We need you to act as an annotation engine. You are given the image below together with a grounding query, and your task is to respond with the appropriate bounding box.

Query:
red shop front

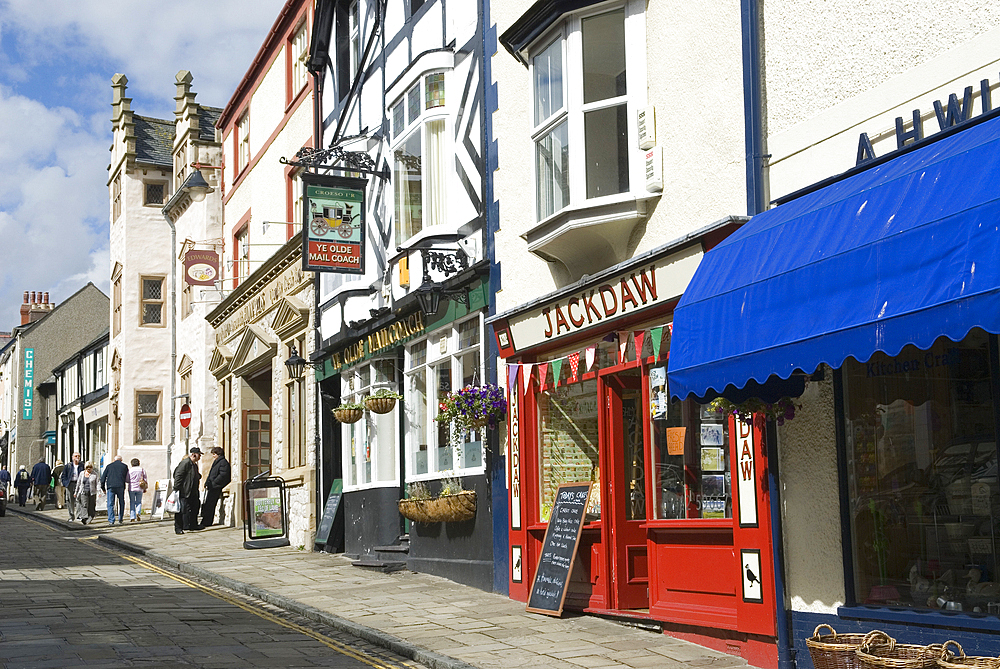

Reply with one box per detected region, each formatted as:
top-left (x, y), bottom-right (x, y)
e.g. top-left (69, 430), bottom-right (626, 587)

top-left (490, 235), bottom-right (779, 668)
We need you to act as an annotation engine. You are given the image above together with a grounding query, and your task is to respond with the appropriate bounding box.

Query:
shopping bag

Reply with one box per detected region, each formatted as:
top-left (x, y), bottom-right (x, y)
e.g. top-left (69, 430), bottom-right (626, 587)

top-left (164, 491), bottom-right (178, 513)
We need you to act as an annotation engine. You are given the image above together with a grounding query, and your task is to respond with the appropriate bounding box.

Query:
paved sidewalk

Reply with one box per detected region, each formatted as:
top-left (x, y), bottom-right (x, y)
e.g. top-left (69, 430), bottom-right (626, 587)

top-left (11, 506), bottom-right (751, 669)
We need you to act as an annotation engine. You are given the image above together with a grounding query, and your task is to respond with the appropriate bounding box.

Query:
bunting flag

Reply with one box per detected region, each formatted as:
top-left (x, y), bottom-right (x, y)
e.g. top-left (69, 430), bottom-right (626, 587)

top-left (633, 331), bottom-right (646, 360)
top-left (507, 364), bottom-right (519, 394)
top-left (651, 326), bottom-right (664, 359)
top-left (568, 352), bottom-right (580, 382)
top-left (521, 363), bottom-right (533, 397)
top-left (551, 359), bottom-right (564, 387)
top-left (618, 331), bottom-right (630, 363)
top-left (585, 346), bottom-right (596, 371)
top-left (538, 362), bottom-right (549, 389)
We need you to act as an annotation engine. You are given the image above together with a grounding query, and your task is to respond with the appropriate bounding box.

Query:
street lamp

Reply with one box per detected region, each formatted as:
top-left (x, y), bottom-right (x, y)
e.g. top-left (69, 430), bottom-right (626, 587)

top-left (284, 346), bottom-right (322, 380)
top-left (183, 170), bottom-right (213, 202)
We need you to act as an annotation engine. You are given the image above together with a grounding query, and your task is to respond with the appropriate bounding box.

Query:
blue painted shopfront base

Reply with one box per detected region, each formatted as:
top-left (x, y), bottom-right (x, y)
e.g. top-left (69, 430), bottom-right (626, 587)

top-left (792, 609), bottom-right (1000, 669)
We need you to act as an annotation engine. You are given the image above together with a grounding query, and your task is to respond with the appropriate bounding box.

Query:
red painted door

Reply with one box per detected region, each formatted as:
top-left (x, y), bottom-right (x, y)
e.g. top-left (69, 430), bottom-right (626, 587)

top-left (604, 369), bottom-right (649, 610)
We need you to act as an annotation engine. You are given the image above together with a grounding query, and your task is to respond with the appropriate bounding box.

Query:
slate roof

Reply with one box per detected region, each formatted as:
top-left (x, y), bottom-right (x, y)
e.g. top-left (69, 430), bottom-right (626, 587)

top-left (134, 115), bottom-right (175, 167)
top-left (200, 106), bottom-right (222, 141)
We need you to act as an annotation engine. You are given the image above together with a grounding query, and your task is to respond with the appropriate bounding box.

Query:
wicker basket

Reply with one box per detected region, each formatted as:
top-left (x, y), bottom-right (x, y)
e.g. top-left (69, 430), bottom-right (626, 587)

top-left (333, 407), bottom-right (364, 423)
top-left (937, 641), bottom-right (1000, 669)
top-left (856, 630), bottom-right (944, 669)
top-left (806, 625), bottom-right (885, 669)
top-left (398, 491), bottom-right (477, 523)
top-left (365, 396), bottom-right (397, 414)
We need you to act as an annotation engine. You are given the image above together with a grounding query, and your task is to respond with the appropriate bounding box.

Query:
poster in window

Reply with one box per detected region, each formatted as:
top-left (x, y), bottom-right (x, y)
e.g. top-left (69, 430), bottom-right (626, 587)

top-left (649, 366), bottom-right (668, 420)
top-left (302, 173), bottom-right (366, 274)
top-left (701, 447), bottom-right (725, 472)
top-left (701, 423), bottom-right (724, 446)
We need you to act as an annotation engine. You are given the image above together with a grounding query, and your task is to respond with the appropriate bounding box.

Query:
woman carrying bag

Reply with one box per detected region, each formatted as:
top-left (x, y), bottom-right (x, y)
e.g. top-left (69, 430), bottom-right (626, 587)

top-left (128, 458), bottom-right (147, 522)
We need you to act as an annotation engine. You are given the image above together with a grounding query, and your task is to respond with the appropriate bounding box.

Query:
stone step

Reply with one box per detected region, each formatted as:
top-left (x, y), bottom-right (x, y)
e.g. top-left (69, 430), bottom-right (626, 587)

top-left (351, 557), bottom-right (406, 573)
top-left (373, 543), bottom-right (409, 554)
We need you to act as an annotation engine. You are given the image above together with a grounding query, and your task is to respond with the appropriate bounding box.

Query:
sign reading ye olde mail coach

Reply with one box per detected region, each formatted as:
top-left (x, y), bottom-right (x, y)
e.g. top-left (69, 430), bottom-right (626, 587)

top-left (302, 173), bottom-right (366, 274)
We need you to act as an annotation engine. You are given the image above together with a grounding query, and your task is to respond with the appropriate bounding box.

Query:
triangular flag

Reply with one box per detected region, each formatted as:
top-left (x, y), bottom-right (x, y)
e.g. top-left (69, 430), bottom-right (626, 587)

top-left (508, 364), bottom-right (519, 394)
top-left (633, 331), bottom-right (645, 360)
top-left (618, 331), bottom-right (630, 363)
top-left (568, 352), bottom-right (580, 382)
top-left (651, 326), bottom-right (664, 359)
top-left (538, 362), bottom-right (549, 389)
top-left (521, 363), bottom-right (533, 397)
top-left (585, 346), bottom-right (596, 370)
top-left (551, 359), bottom-right (564, 387)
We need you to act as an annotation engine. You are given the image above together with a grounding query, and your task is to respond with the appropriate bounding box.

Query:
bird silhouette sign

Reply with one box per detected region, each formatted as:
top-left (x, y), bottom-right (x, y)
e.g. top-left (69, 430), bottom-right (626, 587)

top-left (741, 549), bottom-right (763, 602)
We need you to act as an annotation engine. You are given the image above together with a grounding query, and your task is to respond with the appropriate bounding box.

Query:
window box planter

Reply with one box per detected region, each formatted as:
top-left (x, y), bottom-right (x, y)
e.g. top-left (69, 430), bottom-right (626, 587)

top-left (398, 490), bottom-right (477, 523)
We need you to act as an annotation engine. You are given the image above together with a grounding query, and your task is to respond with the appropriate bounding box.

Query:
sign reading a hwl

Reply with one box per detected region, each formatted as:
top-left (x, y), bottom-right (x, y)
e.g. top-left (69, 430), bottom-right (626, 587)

top-left (22, 348), bottom-right (34, 420)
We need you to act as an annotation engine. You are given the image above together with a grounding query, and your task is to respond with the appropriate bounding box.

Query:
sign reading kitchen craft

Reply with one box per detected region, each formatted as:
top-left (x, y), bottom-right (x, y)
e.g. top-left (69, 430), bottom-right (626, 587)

top-left (498, 245), bottom-right (702, 354)
top-left (302, 173), bottom-right (366, 274)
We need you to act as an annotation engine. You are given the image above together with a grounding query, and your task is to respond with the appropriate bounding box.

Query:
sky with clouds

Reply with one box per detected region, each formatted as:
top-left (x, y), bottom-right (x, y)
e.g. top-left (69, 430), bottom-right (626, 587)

top-left (0, 0), bottom-right (283, 332)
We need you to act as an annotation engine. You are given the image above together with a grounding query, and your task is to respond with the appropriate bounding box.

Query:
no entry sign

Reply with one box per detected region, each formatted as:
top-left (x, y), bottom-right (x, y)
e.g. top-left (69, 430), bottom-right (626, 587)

top-left (179, 403), bottom-right (192, 428)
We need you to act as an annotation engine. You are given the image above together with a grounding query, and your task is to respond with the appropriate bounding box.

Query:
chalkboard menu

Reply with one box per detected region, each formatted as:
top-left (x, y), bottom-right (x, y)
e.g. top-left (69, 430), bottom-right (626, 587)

top-left (314, 479), bottom-right (343, 547)
top-left (526, 482), bottom-right (593, 616)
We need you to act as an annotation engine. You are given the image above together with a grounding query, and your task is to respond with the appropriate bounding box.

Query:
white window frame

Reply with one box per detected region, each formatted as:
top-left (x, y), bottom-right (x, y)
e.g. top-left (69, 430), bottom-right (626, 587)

top-left (341, 358), bottom-right (400, 492)
top-left (389, 71), bottom-right (450, 247)
top-left (237, 110), bottom-right (251, 174)
top-left (290, 22), bottom-right (310, 96)
top-left (404, 314), bottom-right (486, 483)
top-left (527, 0), bottom-right (647, 224)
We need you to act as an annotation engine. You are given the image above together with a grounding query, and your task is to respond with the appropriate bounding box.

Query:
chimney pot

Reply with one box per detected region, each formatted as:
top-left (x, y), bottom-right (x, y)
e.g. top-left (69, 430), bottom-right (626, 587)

top-left (43, 292), bottom-right (49, 305)
top-left (31, 291), bottom-right (37, 304)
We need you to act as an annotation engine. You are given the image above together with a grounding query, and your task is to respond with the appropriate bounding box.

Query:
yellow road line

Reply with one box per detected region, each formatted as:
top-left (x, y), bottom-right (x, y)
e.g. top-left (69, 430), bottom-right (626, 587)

top-left (16, 514), bottom-right (58, 532)
top-left (79, 536), bottom-right (418, 669)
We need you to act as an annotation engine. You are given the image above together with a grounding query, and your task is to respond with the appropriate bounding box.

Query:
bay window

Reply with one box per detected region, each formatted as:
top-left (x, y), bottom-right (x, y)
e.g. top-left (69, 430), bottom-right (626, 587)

top-left (391, 72), bottom-right (448, 244)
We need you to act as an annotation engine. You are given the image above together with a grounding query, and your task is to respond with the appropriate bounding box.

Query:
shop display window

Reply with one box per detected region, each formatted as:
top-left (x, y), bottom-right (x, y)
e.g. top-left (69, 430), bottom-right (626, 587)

top-left (341, 358), bottom-right (398, 490)
top-left (648, 365), bottom-right (731, 520)
top-left (404, 315), bottom-right (486, 480)
top-left (539, 378), bottom-right (600, 521)
top-left (842, 330), bottom-right (1000, 613)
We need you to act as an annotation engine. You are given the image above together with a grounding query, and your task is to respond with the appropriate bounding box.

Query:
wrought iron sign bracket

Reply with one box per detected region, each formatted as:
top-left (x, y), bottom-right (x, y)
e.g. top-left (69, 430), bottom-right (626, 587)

top-left (280, 146), bottom-right (390, 180)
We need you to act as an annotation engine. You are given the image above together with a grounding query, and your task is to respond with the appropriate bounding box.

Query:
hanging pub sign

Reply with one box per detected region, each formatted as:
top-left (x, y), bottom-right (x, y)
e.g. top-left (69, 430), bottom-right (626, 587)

top-left (183, 249), bottom-right (220, 286)
top-left (301, 173), bottom-right (366, 274)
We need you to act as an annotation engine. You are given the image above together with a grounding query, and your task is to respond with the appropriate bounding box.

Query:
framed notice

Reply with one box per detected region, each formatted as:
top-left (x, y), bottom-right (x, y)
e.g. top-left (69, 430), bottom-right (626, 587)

top-left (302, 173), bottom-right (366, 274)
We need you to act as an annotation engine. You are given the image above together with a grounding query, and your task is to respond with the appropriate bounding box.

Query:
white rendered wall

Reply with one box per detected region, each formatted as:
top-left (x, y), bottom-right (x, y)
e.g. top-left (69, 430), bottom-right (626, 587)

top-left (490, 0), bottom-right (747, 314)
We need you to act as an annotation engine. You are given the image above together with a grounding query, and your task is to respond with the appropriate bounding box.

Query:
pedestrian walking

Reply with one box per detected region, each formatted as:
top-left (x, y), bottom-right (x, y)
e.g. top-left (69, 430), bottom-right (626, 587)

top-left (0, 464), bottom-right (10, 490)
top-left (172, 446), bottom-right (202, 534)
top-left (30, 457), bottom-right (52, 510)
top-left (52, 460), bottom-right (65, 509)
top-left (100, 455), bottom-right (129, 526)
top-left (13, 465), bottom-right (31, 506)
top-left (76, 462), bottom-right (98, 524)
top-left (62, 453), bottom-right (84, 521)
top-left (128, 458), bottom-right (147, 522)
top-left (199, 447), bottom-right (231, 529)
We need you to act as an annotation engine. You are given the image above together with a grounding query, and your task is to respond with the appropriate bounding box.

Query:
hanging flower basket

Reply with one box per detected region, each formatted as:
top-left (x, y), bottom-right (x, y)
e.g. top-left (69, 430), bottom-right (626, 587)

top-left (435, 384), bottom-right (507, 434)
top-left (333, 407), bottom-right (364, 423)
top-left (398, 490), bottom-right (477, 523)
top-left (365, 396), bottom-right (397, 414)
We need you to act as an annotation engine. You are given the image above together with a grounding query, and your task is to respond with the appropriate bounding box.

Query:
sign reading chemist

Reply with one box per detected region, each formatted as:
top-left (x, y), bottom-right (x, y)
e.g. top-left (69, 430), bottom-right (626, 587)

top-left (302, 173), bottom-right (366, 274)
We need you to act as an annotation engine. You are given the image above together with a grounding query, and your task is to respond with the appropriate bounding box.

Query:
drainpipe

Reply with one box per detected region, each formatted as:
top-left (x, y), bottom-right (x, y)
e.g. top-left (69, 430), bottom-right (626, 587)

top-left (742, 0), bottom-right (766, 216)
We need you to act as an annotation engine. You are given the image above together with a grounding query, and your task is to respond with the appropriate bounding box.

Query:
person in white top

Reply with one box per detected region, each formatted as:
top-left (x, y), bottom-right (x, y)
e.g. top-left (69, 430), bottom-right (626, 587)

top-left (128, 459), bottom-right (147, 522)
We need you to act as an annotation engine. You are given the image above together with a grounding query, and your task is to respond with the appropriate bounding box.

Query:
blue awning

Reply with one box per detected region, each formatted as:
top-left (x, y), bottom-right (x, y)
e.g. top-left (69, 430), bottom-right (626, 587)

top-left (669, 113), bottom-right (1000, 401)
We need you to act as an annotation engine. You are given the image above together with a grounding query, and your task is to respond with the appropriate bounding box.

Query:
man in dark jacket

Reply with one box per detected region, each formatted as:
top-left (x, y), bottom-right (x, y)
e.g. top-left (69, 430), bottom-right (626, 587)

top-left (199, 447), bottom-right (231, 529)
top-left (62, 453), bottom-right (85, 521)
top-left (100, 455), bottom-right (130, 526)
top-left (30, 458), bottom-right (52, 510)
top-left (172, 447), bottom-right (202, 534)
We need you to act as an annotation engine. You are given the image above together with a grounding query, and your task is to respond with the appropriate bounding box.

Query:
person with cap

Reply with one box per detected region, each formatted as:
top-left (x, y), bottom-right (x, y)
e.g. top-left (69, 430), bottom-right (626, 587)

top-left (52, 459), bottom-right (65, 509)
top-left (172, 446), bottom-right (202, 534)
top-left (198, 447), bottom-right (231, 529)
top-left (101, 455), bottom-right (130, 526)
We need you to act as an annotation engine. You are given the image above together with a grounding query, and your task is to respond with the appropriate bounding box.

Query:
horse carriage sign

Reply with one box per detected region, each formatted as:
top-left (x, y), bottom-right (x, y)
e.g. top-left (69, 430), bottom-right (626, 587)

top-left (301, 173), bottom-right (367, 274)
